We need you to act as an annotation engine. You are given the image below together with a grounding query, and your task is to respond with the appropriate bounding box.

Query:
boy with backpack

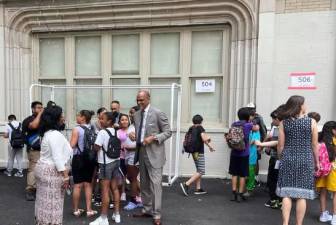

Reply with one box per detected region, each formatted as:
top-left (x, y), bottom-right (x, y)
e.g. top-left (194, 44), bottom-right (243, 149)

top-left (180, 114), bottom-right (215, 196)
top-left (4, 114), bottom-right (25, 177)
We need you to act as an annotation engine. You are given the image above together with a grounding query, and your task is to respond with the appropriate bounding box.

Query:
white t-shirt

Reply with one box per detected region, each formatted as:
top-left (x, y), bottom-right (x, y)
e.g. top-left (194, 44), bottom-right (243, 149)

top-left (124, 124), bottom-right (136, 149)
top-left (6, 120), bottom-right (21, 141)
top-left (95, 127), bottom-right (119, 164)
top-left (39, 130), bottom-right (72, 172)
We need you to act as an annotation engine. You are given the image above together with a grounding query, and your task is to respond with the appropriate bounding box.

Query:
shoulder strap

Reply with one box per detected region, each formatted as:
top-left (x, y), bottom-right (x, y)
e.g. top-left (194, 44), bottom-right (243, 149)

top-left (8, 123), bottom-right (15, 130)
top-left (105, 128), bottom-right (113, 138)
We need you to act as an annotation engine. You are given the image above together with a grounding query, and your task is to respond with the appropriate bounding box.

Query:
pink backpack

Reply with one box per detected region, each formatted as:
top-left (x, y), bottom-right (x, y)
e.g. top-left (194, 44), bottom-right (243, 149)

top-left (315, 142), bottom-right (332, 177)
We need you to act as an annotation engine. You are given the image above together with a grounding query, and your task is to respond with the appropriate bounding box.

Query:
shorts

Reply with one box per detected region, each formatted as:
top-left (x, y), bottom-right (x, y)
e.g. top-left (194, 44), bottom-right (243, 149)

top-left (99, 160), bottom-right (121, 180)
top-left (316, 168), bottom-right (336, 192)
top-left (72, 155), bottom-right (95, 184)
top-left (229, 155), bottom-right (249, 177)
top-left (192, 152), bottom-right (205, 175)
top-left (125, 151), bottom-right (137, 166)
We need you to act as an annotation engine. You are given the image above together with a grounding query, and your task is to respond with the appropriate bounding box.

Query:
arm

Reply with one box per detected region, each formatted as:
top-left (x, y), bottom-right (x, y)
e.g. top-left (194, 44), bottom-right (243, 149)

top-left (311, 119), bottom-right (319, 170)
top-left (50, 132), bottom-right (68, 172)
top-left (70, 128), bottom-right (79, 149)
top-left (277, 121), bottom-right (285, 158)
top-left (201, 132), bottom-right (215, 151)
top-left (155, 111), bottom-right (172, 144)
top-left (28, 110), bottom-right (43, 129)
top-left (255, 140), bottom-right (278, 147)
top-left (94, 144), bottom-right (101, 152)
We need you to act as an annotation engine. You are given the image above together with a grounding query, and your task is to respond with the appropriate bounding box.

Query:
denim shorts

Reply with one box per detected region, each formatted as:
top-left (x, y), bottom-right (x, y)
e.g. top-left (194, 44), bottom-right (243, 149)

top-left (98, 160), bottom-right (121, 180)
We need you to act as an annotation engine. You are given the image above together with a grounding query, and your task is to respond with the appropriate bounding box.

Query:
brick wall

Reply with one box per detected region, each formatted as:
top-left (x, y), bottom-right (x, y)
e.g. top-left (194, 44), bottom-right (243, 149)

top-left (277, 0), bottom-right (333, 13)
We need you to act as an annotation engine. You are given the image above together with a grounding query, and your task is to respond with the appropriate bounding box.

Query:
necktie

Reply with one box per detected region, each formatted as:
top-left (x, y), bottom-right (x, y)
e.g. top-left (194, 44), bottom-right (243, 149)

top-left (137, 110), bottom-right (145, 147)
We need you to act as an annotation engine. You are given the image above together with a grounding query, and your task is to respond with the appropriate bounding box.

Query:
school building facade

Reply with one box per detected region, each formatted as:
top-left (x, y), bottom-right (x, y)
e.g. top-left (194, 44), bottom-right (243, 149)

top-left (0, 0), bottom-right (335, 178)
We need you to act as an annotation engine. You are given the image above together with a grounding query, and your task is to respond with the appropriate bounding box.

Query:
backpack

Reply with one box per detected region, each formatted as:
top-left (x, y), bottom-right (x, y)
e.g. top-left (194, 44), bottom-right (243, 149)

top-left (315, 142), bottom-right (332, 177)
top-left (8, 123), bottom-right (25, 149)
top-left (103, 129), bottom-right (121, 160)
top-left (226, 124), bottom-right (245, 150)
top-left (183, 127), bottom-right (198, 154)
top-left (78, 125), bottom-right (97, 163)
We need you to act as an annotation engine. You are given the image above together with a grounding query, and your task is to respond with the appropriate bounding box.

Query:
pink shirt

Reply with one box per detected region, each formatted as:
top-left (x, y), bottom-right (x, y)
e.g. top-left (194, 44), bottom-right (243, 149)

top-left (117, 129), bottom-right (128, 159)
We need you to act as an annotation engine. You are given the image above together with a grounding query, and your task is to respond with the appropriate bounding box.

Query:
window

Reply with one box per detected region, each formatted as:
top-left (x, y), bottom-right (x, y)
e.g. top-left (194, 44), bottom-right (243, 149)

top-left (150, 78), bottom-right (180, 120)
top-left (75, 80), bottom-right (102, 114)
top-left (191, 31), bottom-right (223, 74)
top-left (40, 80), bottom-right (66, 113)
top-left (190, 78), bottom-right (222, 122)
top-left (151, 33), bottom-right (180, 75)
top-left (39, 38), bottom-right (65, 77)
top-left (75, 36), bottom-right (101, 76)
top-left (111, 79), bottom-right (140, 113)
top-left (112, 34), bottom-right (139, 75)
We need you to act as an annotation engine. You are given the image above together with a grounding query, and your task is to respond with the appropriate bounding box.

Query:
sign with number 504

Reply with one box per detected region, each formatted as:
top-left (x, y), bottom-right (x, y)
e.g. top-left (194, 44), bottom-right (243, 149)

top-left (196, 79), bottom-right (216, 93)
top-left (288, 72), bottom-right (316, 90)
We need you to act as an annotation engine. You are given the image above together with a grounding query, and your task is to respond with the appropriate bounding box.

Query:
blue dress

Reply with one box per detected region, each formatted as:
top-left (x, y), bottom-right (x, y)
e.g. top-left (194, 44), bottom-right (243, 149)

top-left (276, 117), bottom-right (315, 199)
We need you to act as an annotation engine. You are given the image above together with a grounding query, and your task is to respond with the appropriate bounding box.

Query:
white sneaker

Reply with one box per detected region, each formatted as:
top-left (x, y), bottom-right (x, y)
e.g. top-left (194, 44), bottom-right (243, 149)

top-left (4, 170), bottom-right (11, 177)
top-left (112, 213), bottom-right (121, 223)
top-left (121, 192), bottom-right (126, 201)
top-left (319, 211), bottom-right (332, 222)
top-left (330, 214), bottom-right (336, 225)
top-left (89, 216), bottom-right (109, 225)
top-left (14, 171), bottom-right (23, 177)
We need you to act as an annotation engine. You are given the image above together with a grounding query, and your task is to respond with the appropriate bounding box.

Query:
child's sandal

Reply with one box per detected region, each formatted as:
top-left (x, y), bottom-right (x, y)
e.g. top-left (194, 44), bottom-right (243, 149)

top-left (86, 210), bottom-right (98, 217)
top-left (73, 209), bottom-right (84, 217)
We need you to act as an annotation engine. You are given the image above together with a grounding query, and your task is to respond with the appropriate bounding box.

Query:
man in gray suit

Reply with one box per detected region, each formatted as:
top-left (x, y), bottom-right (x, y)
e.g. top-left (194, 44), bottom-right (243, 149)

top-left (133, 90), bottom-right (172, 225)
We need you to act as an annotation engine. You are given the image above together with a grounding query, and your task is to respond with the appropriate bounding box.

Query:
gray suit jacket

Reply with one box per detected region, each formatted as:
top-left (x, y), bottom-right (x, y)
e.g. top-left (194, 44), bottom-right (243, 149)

top-left (134, 106), bottom-right (172, 168)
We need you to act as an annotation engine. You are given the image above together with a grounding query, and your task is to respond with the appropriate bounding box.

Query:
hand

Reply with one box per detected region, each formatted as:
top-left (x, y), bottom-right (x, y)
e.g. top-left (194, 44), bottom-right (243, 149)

top-left (129, 132), bottom-right (136, 141)
top-left (209, 147), bottom-right (215, 152)
top-left (62, 177), bottom-right (70, 189)
top-left (315, 161), bottom-right (320, 172)
top-left (143, 135), bottom-right (155, 146)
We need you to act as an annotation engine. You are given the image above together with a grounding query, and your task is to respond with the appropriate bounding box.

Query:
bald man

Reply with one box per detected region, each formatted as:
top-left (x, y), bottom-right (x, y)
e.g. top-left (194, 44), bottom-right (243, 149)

top-left (133, 90), bottom-right (172, 225)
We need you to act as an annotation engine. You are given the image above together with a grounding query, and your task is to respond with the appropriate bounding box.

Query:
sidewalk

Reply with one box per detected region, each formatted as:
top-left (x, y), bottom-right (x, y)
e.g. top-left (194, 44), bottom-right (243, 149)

top-left (0, 171), bottom-right (320, 225)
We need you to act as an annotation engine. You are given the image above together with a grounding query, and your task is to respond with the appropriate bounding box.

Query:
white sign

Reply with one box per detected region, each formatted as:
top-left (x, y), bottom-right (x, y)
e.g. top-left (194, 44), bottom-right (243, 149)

top-left (195, 79), bottom-right (215, 93)
top-left (288, 72), bottom-right (316, 90)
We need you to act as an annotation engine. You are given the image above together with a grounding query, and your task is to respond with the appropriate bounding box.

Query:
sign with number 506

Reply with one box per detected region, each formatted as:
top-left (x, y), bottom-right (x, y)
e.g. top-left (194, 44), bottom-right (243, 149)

top-left (196, 79), bottom-right (216, 93)
top-left (288, 72), bottom-right (316, 90)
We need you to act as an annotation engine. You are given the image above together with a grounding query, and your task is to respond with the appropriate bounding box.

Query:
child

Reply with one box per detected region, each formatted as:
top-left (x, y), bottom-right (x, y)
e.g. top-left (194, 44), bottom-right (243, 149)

top-left (90, 112), bottom-right (121, 225)
top-left (4, 114), bottom-right (24, 177)
top-left (245, 125), bottom-right (260, 196)
top-left (180, 114), bottom-right (215, 196)
top-left (315, 121), bottom-right (336, 224)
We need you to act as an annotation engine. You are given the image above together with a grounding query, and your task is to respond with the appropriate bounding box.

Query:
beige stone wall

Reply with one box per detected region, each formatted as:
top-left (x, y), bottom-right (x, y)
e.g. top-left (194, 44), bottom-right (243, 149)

top-left (277, 0), bottom-right (336, 13)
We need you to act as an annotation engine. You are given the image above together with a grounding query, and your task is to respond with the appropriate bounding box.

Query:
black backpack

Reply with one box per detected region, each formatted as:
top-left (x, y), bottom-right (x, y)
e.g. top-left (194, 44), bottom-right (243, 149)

top-left (183, 127), bottom-right (198, 154)
top-left (78, 125), bottom-right (97, 163)
top-left (8, 123), bottom-right (25, 149)
top-left (103, 129), bottom-right (121, 161)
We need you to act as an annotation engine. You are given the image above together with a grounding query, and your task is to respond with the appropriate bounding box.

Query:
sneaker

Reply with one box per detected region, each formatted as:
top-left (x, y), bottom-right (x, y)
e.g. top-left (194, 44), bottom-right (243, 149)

top-left (124, 201), bottom-right (138, 211)
top-left (112, 213), bottom-right (121, 223)
top-left (194, 189), bottom-right (207, 195)
top-left (180, 182), bottom-right (189, 196)
top-left (120, 192), bottom-right (126, 201)
top-left (109, 203), bottom-right (114, 209)
top-left (331, 215), bottom-right (336, 225)
top-left (94, 201), bottom-right (102, 207)
top-left (242, 191), bottom-right (252, 198)
top-left (319, 211), bottom-right (332, 222)
top-left (265, 200), bottom-right (275, 208)
top-left (14, 171), bottom-right (23, 177)
top-left (270, 200), bottom-right (281, 209)
top-left (4, 170), bottom-right (11, 177)
top-left (89, 216), bottom-right (109, 225)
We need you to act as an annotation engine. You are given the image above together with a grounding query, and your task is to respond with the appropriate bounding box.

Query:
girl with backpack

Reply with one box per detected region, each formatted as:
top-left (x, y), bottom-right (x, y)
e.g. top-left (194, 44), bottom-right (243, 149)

top-left (316, 121), bottom-right (336, 224)
top-left (180, 114), bottom-right (215, 196)
top-left (90, 112), bottom-right (121, 225)
top-left (70, 110), bottom-right (97, 217)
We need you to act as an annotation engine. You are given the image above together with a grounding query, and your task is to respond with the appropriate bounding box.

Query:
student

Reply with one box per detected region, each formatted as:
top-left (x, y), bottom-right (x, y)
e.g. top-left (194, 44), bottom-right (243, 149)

top-left (245, 124), bottom-right (260, 196)
top-left (70, 110), bottom-right (97, 217)
top-left (315, 121), bottom-right (336, 224)
top-left (180, 114), bottom-right (215, 196)
top-left (90, 112), bottom-right (121, 225)
top-left (226, 107), bottom-right (255, 202)
top-left (118, 112), bottom-right (142, 210)
top-left (308, 112), bottom-right (321, 123)
top-left (4, 114), bottom-right (24, 177)
top-left (255, 105), bottom-right (285, 209)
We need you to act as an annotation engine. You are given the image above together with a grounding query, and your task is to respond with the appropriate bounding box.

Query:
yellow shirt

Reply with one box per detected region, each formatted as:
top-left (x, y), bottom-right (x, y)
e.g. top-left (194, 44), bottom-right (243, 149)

top-left (333, 137), bottom-right (336, 146)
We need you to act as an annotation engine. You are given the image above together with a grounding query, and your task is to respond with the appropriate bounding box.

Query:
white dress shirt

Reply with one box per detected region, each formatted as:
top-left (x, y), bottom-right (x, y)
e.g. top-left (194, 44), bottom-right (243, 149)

top-left (39, 130), bottom-right (72, 172)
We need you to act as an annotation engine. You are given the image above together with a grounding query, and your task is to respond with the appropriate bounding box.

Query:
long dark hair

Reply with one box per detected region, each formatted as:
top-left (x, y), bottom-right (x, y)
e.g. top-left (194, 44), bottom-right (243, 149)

top-left (105, 112), bottom-right (118, 127)
top-left (39, 105), bottom-right (63, 137)
top-left (279, 95), bottom-right (305, 120)
top-left (321, 121), bottom-right (336, 161)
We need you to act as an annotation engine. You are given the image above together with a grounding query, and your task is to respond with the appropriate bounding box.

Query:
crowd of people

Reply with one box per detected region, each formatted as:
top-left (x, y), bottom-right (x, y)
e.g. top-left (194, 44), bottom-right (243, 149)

top-left (2, 93), bottom-right (336, 225)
